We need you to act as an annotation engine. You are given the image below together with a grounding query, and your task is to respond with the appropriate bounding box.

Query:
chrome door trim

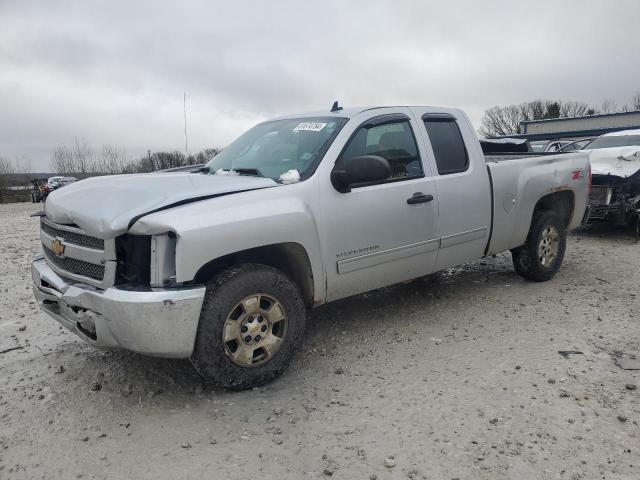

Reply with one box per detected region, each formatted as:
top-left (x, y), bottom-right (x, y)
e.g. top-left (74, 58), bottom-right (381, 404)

top-left (440, 227), bottom-right (488, 249)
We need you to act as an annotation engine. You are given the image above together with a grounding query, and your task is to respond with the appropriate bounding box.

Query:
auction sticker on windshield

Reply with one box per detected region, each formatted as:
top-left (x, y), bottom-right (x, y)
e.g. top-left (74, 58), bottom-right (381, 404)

top-left (293, 122), bottom-right (327, 132)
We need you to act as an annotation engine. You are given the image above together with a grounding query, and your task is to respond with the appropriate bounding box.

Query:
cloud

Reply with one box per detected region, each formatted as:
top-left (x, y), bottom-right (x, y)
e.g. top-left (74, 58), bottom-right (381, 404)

top-left (1, 0), bottom-right (639, 169)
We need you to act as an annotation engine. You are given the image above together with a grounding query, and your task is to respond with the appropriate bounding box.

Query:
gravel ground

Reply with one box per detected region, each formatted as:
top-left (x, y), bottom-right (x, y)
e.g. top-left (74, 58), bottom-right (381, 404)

top-left (1, 201), bottom-right (639, 480)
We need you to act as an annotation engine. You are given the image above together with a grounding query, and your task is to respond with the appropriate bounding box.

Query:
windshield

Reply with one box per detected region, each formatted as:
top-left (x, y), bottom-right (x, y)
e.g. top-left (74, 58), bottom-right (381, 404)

top-left (584, 134), bottom-right (640, 150)
top-left (205, 117), bottom-right (347, 182)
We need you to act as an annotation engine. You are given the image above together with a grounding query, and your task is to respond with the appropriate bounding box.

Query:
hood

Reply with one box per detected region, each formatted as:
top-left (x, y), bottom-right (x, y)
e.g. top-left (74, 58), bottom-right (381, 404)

top-left (45, 172), bottom-right (277, 238)
top-left (587, 146), bottom-right (640, 178)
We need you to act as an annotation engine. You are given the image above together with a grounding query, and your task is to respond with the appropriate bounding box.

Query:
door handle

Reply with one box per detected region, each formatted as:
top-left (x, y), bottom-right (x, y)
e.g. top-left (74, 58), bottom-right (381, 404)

top-left (407, 192), bottom-right (434, 204)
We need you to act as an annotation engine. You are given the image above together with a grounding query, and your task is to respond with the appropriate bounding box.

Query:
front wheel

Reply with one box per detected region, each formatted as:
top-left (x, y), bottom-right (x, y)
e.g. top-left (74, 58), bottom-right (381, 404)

top-left (190, 263), bottom-right (306, 390)
top-left (511, 210), bottom-right (567, 282)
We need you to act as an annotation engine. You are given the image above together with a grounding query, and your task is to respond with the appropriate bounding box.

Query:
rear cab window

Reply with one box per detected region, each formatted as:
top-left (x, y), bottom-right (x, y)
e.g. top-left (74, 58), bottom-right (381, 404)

top-left (423, 114), bottom-right (469, 175)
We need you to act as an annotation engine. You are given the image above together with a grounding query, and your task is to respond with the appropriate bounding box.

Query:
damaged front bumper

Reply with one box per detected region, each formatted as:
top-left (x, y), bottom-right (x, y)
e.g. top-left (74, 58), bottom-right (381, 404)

top-left (31, 256), bottom-right (206, 358)
top-left (587, 175), bottom-right (640, 225)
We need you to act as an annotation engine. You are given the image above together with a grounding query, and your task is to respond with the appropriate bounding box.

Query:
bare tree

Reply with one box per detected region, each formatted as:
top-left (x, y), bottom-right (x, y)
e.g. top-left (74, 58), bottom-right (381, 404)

top-left (100, 144), bottom-right (129, 174)
top-left (0, 155), bottom-right (14, 176)
top-left (52, 140), bottom-right (222, 176)
top-left (71, 137), bottom-right (94, 175)
top-left (480, 99), bottom-right (601, 137)
top-left (478, 105), bottom-right (523, 137)
top-left (559, 101), bottom-right (592, 118)
top-left (600, 99), bottom-right (618, 114)
top-left (203, 148), bottom-right (221, 160)
top-left (0, 155), bottom-right (15, 201)
top-left (50, 145), bottom-right (73, 173)
top-left (479, 101), bottom-right (557, 137)
top-left (521, 100), bottom-right (549, 121)
top-left (51, 138), bottom-right (116, 175)
top-left (630, 92), bottom-right (640, 111)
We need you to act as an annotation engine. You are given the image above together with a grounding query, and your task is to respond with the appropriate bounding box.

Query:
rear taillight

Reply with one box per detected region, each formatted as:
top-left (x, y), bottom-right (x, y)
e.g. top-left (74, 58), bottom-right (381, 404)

top-left (587, 164), bottom-right (592, 194)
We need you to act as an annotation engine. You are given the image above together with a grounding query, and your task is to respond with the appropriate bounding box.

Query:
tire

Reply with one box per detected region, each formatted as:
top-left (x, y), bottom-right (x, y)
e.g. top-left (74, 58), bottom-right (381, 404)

top-left (190, 263), bottom-right (306, 390)
top-left (511, 210), bottom-right (567, 282)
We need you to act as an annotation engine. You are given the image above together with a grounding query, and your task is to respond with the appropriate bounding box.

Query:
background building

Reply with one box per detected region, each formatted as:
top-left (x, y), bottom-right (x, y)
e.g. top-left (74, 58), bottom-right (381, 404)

top-left (518, 110), bottom-right (640, 141)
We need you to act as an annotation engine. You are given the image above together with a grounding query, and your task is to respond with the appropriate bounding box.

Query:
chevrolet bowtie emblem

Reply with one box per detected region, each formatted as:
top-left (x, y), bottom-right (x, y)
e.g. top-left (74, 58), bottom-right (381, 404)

top-left (51, 238), bottom-right (65, 256)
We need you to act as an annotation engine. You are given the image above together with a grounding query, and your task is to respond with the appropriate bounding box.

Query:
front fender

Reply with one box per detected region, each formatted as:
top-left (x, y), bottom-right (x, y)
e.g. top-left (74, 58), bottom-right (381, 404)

top-left (129, 189), bottom-right (325, 302)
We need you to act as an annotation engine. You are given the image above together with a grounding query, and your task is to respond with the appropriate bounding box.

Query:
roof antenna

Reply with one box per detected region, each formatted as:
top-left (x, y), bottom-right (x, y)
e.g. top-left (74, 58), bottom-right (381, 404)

top-left (331, 101), bottom-right (342, 112)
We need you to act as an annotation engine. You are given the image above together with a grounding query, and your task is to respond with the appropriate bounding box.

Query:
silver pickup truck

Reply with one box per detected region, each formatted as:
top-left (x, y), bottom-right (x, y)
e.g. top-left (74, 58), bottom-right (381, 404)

top-left (32, 105), bottom-right (590, 389)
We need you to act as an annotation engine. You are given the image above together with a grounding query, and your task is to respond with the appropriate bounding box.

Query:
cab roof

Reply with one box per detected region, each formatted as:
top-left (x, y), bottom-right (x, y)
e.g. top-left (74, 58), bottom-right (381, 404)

top-left (269, 105), bottom-right (447, 121)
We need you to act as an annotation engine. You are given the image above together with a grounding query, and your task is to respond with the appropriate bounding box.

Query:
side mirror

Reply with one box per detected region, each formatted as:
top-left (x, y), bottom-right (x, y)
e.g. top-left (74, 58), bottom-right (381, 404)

top-left (330, 155), bottom-right (391, 193)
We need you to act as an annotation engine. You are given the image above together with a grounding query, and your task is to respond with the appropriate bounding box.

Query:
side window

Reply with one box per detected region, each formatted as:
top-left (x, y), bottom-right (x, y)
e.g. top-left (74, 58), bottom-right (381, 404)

top-left (339, 120), bottom-right (423, 180)
top-left (423, 117), bottom-right (469, 175)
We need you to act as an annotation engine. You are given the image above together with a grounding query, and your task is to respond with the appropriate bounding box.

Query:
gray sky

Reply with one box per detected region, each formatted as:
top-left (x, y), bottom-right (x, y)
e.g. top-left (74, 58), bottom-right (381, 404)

top-left (1, 0), bottom-right (640, 171)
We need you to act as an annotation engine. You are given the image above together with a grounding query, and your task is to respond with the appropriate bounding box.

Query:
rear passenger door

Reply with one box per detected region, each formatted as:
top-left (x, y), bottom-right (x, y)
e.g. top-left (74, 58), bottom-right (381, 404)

top-left (412, 108), bottom-right (491, 270)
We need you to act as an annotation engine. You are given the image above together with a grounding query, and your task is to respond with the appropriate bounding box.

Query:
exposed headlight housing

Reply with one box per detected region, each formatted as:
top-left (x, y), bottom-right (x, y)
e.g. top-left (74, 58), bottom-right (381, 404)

top-left (150, 232), bottom-right (177, 287)
top-left (115, 232), bottom-right (177, 287)
top-left (115, 234), bottom-right (151, 285)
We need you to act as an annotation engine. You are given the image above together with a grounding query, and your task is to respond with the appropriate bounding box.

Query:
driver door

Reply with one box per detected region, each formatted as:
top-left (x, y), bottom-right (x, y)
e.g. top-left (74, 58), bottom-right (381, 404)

top-left (318, 109), bottom-right (440, 301)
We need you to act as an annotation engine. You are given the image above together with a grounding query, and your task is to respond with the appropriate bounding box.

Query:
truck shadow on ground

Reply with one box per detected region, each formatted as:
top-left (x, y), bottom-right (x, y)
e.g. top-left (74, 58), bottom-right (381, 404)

top-left (303, 255), bottom-right (518, 346)
top-left (58, 229), bottom-right (626, 404)
top-left (574, 223), bottom-right (637, 242)
top-left (49, 254), bottom-right (521, 405)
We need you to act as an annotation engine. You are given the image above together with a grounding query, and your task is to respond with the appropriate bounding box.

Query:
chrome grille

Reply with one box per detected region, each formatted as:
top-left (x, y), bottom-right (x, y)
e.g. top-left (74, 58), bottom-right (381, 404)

top-left (44, 248), bottom-right (105, 281)
top-left (40, 218), bottom-right (116, 288)
top-left (40, 218), bottom-right (104, 249)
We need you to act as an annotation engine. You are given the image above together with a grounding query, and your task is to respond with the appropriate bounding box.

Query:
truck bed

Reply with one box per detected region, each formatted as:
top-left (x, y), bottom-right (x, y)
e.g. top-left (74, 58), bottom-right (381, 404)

top-left (484, 152), bottom-right (564, 163)
top-left (484, 151), bottom-right (590, 256)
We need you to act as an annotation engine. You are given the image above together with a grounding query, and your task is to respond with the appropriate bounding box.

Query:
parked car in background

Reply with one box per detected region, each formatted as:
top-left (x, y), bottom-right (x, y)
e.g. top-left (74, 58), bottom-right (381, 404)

top-left (530, 141), bottom-right (549, 152)
top-left (557, 138), bottom-right (593, 153)
top-left (41, 176), bottom-right (78, 201)
top-left (46, 176), bottom-right (64, 190)
top-left (32, 105), bottom-right (590, 389)
top-left (583, 129), bottom-right (640, 236)
top-left (544, 140), bottom-right (574, 152)
top-left (62, 176), bottom-right (78, 186)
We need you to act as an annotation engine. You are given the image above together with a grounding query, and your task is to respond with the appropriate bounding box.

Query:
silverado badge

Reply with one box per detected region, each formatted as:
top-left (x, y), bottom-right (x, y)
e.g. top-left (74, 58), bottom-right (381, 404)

top-left (51, 238), bottom-right (65, 256)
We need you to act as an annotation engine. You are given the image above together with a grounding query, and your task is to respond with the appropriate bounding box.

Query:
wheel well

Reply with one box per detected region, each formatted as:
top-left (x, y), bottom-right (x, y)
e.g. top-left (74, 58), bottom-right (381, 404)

top-left (532, 190), bottom-right (575, 227)
top-left (192, 243), bottom-right (315, 307)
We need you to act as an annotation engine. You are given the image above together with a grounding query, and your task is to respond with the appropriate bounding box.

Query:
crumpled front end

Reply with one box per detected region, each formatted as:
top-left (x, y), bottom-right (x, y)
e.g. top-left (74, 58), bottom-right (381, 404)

top-left (588, 170), bottom-right (640, 226)
top-left (32, 256), bottom-right (205, 358)
top-left (33, 213), bottom-right (206, 358)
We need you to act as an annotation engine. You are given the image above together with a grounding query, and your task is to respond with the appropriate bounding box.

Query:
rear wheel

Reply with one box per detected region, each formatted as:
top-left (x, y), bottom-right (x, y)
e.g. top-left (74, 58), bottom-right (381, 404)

top-left (512, 210), bottom-right (567, 282)
top-left (190, 263), bottom-right (306, 390)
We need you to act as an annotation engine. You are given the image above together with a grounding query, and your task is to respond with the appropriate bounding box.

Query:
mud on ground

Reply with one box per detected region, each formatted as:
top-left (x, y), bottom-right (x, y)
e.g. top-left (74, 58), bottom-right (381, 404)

top-left (1, 202), bottom-right (638, 480)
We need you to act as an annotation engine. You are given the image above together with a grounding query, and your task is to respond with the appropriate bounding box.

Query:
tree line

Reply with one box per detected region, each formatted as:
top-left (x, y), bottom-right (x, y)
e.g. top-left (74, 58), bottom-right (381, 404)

top-left (0, 155), bottom-right (35, 201)
top-left (479, 93), bottom-right (640, 137)
top-left (49, 137), bottom-right (221, 176)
